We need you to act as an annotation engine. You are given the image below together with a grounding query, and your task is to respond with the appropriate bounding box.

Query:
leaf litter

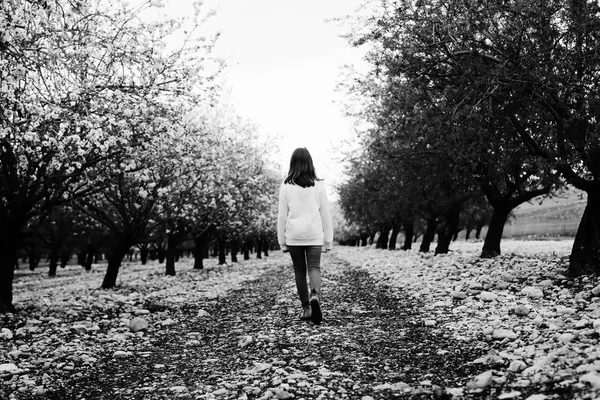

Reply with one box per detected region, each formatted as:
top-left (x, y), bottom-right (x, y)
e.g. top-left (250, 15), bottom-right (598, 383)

top-left (0, 239), bottom-right (599, 399)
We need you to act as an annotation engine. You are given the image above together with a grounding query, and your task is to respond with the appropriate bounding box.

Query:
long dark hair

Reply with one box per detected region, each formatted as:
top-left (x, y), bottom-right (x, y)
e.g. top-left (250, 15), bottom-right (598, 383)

top-left (284, 147), bottom-right (319, 187)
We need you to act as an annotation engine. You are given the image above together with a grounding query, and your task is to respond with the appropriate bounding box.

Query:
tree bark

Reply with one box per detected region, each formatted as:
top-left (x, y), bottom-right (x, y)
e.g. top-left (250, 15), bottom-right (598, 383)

top-left (389, 227), bottom-right (399, 250)
top-left (360, 235), bottom-right (369, 246)
top-left (481, 206), bottom-right (511, 258)
top-left (0, 228), bottom-right (19, 313)
top-left (60, 250), bottom-right (70, 268)
top-left (27, 245), bottom-right (40, 271)
top-left (475, 225), bottom-right (483, 239)
top-left (436, 204), bottom-right (462, 255)
top-left (256, 238), bottom-right (262, 259)
top-left (139, 243), bottom-right (149, 265)
top-left (165, 233), bottom-right (178, 276)
top-left (218, 237), bottom-right (227, 265)
top-left (84, 245), bottom-right (95, 271)
top-left (465, 228), bottom-right (472, 241)
top-left (101, 240), bottom-right (131, 289)
top-left (419, 218), bottom-right (437, 253)
top-left (193, 236), bottom-right (205, 270)
top-left (402, 221), bottom-right (414, 250)
top-left (376, 227), bottom-right (390, 249)
top-left (243, 242), bottom-right (250, 260)
top-left (568, 189), bottom-right (600, 275)
top-left (231, 240), bottom-right (239, 263)
top-left (48, 244), bottom-right (60, 277)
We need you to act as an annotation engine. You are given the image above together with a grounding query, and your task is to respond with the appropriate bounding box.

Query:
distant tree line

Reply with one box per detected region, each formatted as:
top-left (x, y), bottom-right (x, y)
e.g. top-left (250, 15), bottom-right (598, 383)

top-left (0, 0), bottom-right (280, 313)
top-left (337, 0), bottom-right (600, 276)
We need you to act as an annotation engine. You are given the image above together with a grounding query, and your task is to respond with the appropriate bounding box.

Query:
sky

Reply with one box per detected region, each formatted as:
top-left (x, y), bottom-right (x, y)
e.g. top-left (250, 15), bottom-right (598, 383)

top-left (178, 0), bottom-right (369, 196)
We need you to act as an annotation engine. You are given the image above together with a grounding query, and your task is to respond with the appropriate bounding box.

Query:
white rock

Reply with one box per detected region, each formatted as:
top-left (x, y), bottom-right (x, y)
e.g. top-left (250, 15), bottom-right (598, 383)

top-left (373, 382), bottom-right (410, 391)
top-left (197, 309), bottom-right (211, 317)
top-left (466, 370), bottom-right (493, 389)
top-left (0, 363), bottom-right (18, 373)
top-left (557, 333), bottom-right (576, 343)
top-left (512, 305), bottom-right (531, 316)
top-left (213, 388), bottom-right (228, 395)
top-left (508, 360), bottom-right (527, 372)
top-left (134, 309), bottom-right (151, 315)
top-left (129, 317), bottom-right (148, 332)
top-left (493, 329), bottom-right (518, 340)
top-left (525, 395), bottom-right (548, 400)
top-left (580, 371), bottom-right (600, 388)
top-left (590, 284), bottom-right (600, 297)
top-left (273, 388), bottom-right (294, 399)
top-left (496, 281), bottom-right (510, 290)
top-left (521, 286), bottom-right (544, 298)
top-left (450, 291), bottom-right (467, 300)
top-left (498, 391), bottom-right (521, 399)
top-left (575, 319), bottom-right (589, 329)
top-left (70, 325), bottom-right (89, 334)
top-left (113, 351), bottom-right (132, 358)
top-left (0, 328), bottom-right (13, 339)
top-left (238, 335), bottom-right (253, 348)
top-left (556, 306), bottom-right (576, 315)
top-left (480, 291), bottom-right (499, 302)
top-left (170, 386), bottom-right (187, 392)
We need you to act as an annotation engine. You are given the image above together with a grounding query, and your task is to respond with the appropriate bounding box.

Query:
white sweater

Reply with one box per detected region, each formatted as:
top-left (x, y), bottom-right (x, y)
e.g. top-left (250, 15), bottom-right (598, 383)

top-left (277, 181), bottom-right (333, 250)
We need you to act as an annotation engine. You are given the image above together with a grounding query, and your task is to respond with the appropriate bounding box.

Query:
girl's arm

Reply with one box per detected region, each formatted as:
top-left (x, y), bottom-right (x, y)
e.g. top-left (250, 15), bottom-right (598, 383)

top-left (319, 183), bottom-right (334, 250)
top-left (277, 184), bottom-right (288, 251)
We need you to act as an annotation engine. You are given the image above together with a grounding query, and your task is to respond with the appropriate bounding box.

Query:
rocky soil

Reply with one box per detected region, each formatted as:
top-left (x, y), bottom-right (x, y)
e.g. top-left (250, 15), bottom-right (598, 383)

top-left (1, 239), bottom-right (600, 400)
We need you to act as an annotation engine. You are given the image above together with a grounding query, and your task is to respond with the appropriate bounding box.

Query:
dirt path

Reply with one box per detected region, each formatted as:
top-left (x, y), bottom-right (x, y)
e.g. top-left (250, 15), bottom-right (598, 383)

top-left (44, 254), bottom-right (489, 400)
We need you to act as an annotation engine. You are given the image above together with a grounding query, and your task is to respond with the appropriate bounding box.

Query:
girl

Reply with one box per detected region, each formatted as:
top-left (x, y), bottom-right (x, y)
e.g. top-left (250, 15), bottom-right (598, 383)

top-left (277, 147), bottom-right (333, 325)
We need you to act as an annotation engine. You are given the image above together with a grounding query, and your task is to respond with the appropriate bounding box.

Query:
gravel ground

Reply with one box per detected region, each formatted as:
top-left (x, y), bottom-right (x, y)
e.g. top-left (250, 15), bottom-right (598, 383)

top-left (2, 241), bottom-right (599, 400)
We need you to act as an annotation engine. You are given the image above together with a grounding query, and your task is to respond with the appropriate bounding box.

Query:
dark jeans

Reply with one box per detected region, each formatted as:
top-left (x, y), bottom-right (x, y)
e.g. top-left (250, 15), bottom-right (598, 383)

top-left (288, 245), bottom-right (322, 307)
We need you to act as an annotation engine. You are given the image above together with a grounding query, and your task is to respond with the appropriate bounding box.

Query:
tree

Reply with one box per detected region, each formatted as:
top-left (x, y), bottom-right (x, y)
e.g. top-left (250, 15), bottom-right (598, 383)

top-left (0, 0), bottom-right (219, 311)
top-left (341, 0), bottom-right (571, 258)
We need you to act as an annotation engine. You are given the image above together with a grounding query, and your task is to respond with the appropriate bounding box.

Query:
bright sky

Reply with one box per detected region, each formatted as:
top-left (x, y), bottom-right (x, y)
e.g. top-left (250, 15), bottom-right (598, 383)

top-left (193, 0), bottom-right (367, 196)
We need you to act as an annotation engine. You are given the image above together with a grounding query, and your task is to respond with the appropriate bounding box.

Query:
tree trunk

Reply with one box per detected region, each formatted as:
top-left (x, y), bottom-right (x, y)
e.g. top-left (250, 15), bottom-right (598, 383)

top-left (402, 221), bottom-right (414, 250)
top-left (243, 242), bottom-right (250, 260)
top-left (165, 233), bottom-right (178, 276)
top-left (256, 239), bottom-right (262, 259)
top-left (389, 227), bottom-right (399, 250)
top-left (0, 229), bottom-right (19, 313)
top-left (376, 227), bottom-right (390, 249)
top-left (84, 245), bottom-right (95, 271)
top-left (27, 246), bottom-right (39, 271)
top-left (475, 225), bottom-right (483, 239)
top-left (231, 241), bottom-right (239, 263)
top-left (29, 253), bottom-right (40, 271)
top-left (139, 244), bottom-right (149, 265)
top-left (48, 244), bottom-right (60, 277)
top-left (480, 206), bottom-right (511, 258)
top-left (263, 239), bottom-right (269, 257)
top-left (568, 189), bottom-right (600, 275)
top-left (193, 236), bottom-right (205, 270)
top-left (465, 228), bottom-right (472, 241)
top-left (60, 250), bottom-right (70, 268)
top-left (218, 237), bottom-right (227, 265)
top-left (436, 204), bottom-right (462, 255)
top-left (360, 235), bottom-right (368, 246)
top-left (101, 241), bottom-right (131, 289)
top-left (420, 218), bottom-right (437, 253)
